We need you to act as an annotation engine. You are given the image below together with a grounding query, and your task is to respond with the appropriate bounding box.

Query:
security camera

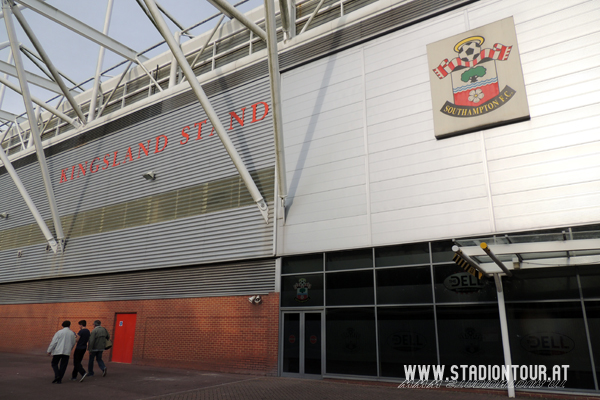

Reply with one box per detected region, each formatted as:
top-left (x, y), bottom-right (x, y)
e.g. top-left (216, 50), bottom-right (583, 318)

top-left (0, 212), bottom-right (8, 219)
top-left (142, 171), bottom-right (156, 181)
top-left (253, 295), bottom-right (262, 304)
top-left (248, 295), bottom-right (257, 304)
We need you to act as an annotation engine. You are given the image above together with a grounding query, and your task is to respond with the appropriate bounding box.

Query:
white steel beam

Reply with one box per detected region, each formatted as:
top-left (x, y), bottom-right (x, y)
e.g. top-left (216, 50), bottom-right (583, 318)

top-left (3, 0), bottom-right (64, 246)
top-left (0, 109), bottom-right (25, 123)
top-left (88, 0), bottom-right (114, 122)
top-left (0, 74), bottom-right (79, 128)
top-left (143, 0), bottom-right (269, 223)
top-left (11, 4), bottom-right (85, 123)
top-left (264, 0), bottom-right (287, 200)
top-left (0, 141), bottom-right (59, 253)
top-left (460, 238), bottom-right (600, 257)
top-left (0, 59), bottom-right (62, 93)
top-left (206, 0), bottom-right (267, 41)
top-left (14, 0), bottom-right (148, 63)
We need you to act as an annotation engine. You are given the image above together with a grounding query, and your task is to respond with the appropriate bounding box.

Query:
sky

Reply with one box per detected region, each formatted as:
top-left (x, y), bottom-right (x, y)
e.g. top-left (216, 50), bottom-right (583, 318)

top-left (0, 0), bottom-right (263, 119)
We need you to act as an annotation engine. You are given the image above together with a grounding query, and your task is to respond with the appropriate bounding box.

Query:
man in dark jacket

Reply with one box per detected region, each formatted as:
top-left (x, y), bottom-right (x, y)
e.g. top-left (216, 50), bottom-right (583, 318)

top-left (71, 320), bottom-right (90, 382)
top-left (88, 320), bottom-right (110, 377)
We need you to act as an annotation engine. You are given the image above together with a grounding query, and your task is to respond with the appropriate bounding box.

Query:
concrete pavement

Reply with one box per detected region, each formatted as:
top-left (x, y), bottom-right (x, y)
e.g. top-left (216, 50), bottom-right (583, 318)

top-left (0, 352), bottom-right (583, 400)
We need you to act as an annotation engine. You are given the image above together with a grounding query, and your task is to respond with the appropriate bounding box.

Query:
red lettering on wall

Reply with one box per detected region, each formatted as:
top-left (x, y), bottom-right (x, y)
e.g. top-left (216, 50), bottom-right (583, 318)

top-left (112, 151), bottom-right (121, 167)
top-left (180, 126), bottom-right (190, 145)
top-left (77, 162), bottom-right (88, 178)
top-left (251, 102), bottom-right (268, 123)
top-left (90, 157), bottom-right (101, 173)
top-left (60, 169), bottom-right (68, 183)
top-left (70, 165), bottom-right (76, 181)
top-left (229, 108), bottom-right (246, 130)
top-left (102, 154), bottom-right (110, 170)
top-left (122, 147), bottom-right (134, 164)
top-left (194, 120), bottom-right (208, 140)
top-left (155, 135), bottom-right (168, 153)
top-left (138, 141), bottom-right (151, 158)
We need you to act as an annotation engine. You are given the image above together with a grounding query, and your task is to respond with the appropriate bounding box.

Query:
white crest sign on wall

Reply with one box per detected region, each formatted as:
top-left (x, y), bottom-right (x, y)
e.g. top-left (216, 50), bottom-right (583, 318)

top-left (427, 17), bottom-right (529, 139)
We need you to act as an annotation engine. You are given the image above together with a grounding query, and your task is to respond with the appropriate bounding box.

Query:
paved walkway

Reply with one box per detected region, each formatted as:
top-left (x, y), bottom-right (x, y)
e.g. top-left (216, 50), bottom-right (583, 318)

top-left (0, 352), bottom-right (581, 400)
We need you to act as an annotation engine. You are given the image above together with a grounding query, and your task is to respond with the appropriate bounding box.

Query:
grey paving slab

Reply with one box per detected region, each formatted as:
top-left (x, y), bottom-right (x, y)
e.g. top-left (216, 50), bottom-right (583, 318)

top-left (0, 352), bottom-right (576, 400)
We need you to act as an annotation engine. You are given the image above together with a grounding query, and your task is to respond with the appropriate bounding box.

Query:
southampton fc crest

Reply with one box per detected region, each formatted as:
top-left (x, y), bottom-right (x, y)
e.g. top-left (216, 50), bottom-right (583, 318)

top-left (293, 278), bottom-right (311, 302)
top-left (426, 17), bottom-right (530, 139)
top-left (433, 35), bottom-right (514, 117)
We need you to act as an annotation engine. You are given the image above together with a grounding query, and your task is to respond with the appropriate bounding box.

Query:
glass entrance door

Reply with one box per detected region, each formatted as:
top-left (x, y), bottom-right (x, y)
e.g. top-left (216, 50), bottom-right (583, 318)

top-left (281, 311), bottom-right (323, 376)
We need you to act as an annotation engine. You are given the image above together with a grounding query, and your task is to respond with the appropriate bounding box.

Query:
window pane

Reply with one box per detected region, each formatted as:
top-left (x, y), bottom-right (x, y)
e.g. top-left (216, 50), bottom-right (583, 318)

top-left (585, 301), bottom-right (600, 387)
top-left (578, 266), bottom-right (600, 299)
top-left (282, 254), bottom-right (323, 274)
top-left (506, 302), bottom-right (595, 390)
top-left (326, 249), bottom-right (372, 271)
top-left (431, 240), bottom-right (454, 264)
top-left (326, 270), bottom-right (374, 306)
top-left (304, 313), bottom-right (322, 375)
top-left (377, 267), bottom-right (433, 304)
top-left (282, 313), bottom-right (300, 373)
top-left (436, 304), bottom-right (504, 378)
top-left (326, 308), bottom-right (377, 376)
top-left (502, 267), bottom-right (579, 302)
top-left (378, 306), bottom-right (437, 378)
top-left (281, 274), bottom-right (323, 307)
top-left (434, 264), bottom-right (497, 303)
top-left (375, 243), bottom-right (430, 267)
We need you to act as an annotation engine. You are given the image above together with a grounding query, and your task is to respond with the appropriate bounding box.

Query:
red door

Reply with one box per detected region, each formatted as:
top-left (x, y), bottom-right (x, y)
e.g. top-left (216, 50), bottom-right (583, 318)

top-left (112, 313), bottom-right (137, 363)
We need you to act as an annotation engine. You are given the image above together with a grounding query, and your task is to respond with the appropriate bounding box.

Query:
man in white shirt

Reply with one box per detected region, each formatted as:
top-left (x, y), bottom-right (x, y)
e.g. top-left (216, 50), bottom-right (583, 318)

top-left (47, 320), bottom-right (76, 384)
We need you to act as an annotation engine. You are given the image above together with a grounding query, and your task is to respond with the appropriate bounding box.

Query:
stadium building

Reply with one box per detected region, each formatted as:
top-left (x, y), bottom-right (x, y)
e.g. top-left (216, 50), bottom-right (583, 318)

top-left (0, 0), bottom-right (599, 396)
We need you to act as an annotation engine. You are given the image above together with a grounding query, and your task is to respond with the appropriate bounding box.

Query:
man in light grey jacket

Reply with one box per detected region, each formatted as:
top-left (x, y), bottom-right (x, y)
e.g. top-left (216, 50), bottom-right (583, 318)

top-left (47, 320), bottom-right (76, 384)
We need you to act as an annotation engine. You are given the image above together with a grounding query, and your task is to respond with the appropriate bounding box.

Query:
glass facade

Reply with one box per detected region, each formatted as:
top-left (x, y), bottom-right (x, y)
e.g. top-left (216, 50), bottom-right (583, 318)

top-left (280, 240), bottom-right (600, 394)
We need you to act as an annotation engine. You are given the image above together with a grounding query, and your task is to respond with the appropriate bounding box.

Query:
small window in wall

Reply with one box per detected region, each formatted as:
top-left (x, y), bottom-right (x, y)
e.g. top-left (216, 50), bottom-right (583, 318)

top-left (506, 302), bottom-right (595, 390)
top-left (378, 306), bottom-right (437, 378)
top-left (434, 264), bottom-right (497, 303)
top-left (326, 249), bottom-right (373, 271)
top-left (375, 243), bottom-right (430, 267)
top-left (326, 307), bottom-right (377, 376)
top-left (436, 304), bottom-right (504, 378)
top-left (376, 267), bottom-right (433, 304)
top-left (502, 267), bottom-right (580, 302)
top-left (282, 254), bottom-right (323, 274)
top-left (326, 270), bottom-right (374, 306)
top-left (281, 274), bottom-right (324, 307)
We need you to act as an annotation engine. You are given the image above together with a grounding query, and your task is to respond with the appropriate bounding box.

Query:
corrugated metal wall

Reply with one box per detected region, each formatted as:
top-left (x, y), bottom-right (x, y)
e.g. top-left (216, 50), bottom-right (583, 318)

top-left (280, 0), bottom-right (600, 254)
top-left (0, 258), bottom-right (276, 304)
top-left (0, 77), bottom-right (276, 283)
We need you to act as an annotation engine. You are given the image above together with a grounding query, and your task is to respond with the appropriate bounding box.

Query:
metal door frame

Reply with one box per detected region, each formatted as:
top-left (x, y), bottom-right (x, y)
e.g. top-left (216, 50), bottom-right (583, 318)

top-left (279, 310), bottom-right (324, 378)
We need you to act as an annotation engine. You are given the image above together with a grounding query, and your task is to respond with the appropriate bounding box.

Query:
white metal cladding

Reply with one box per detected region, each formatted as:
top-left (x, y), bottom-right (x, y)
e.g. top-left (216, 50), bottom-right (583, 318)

top-left (0, 77), bottom-right (276, 283)
top-left (0, 259), bottom-right (276, 304)
top-left (280, 0), bottom-right (600, 254)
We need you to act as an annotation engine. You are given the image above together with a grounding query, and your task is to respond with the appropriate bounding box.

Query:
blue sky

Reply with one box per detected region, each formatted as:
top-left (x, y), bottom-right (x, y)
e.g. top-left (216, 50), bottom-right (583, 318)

top-left (0, 0), bottom-right (262, 117)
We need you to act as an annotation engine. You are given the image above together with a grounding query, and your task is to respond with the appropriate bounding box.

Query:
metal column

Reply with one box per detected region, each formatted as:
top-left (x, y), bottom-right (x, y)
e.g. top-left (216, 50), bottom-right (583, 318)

top-left (494, 274), bottom-right (515, 398)
top-left (88, 0), bottom-right (114, 122)
top-left (2, 0), bottom-right (64, 248)
top-left (264, 0), bottom-right (288, 201)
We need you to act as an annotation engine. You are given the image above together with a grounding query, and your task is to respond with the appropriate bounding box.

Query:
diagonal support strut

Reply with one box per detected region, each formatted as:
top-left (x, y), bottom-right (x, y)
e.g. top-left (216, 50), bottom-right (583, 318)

top-left (142, 0), bottom-right (269, 224)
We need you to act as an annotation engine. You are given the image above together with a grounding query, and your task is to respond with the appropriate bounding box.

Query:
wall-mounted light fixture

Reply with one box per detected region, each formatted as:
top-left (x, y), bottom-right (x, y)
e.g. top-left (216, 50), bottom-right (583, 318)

top-left (0, 212), bottom-right (8, 219)
top-left (248, 295), bottom-right (262, 305)
top-left (142, 171), bottom-right (156, 181)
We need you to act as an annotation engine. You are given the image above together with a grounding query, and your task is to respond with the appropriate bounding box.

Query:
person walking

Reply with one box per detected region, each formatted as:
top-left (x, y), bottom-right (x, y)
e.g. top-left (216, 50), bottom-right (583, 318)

top-left (71, 320), bottom-right (90, 382)
top-left (88, 320), bottom-right (109, 377)
top-left (47, 321), bottom-right (76, 384)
